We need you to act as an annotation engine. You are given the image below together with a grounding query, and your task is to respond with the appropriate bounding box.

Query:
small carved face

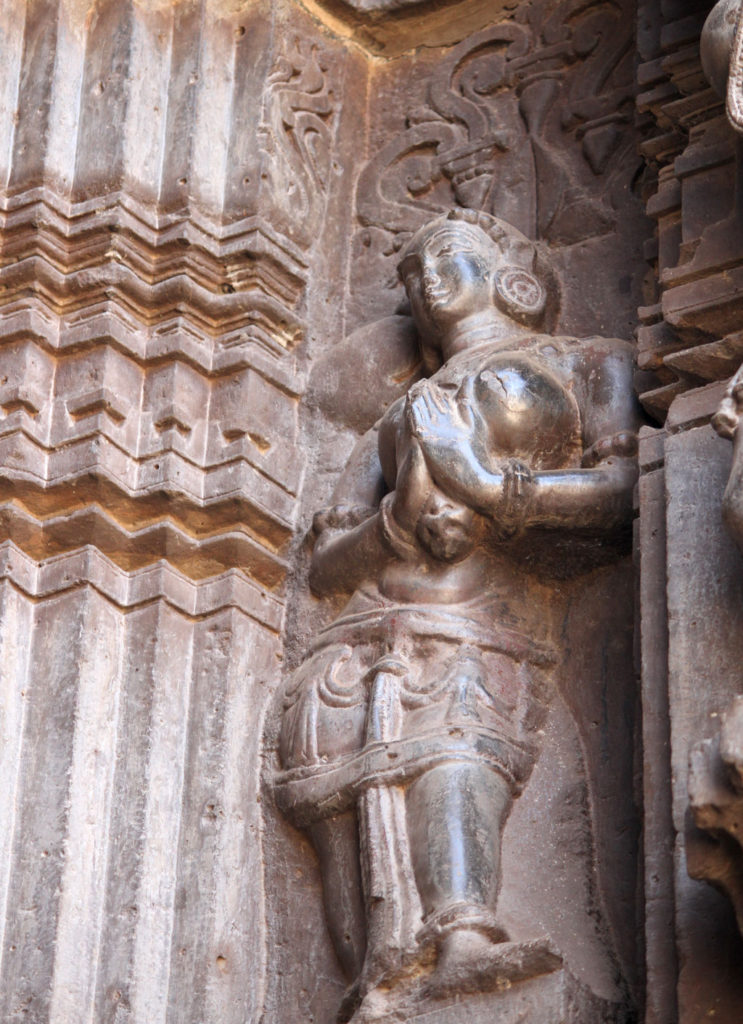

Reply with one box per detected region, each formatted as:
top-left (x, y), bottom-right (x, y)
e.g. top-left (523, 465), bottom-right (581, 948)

top-left (399, 224), bottom-right (493, 336)
top-left (415, 489), bottom-right (477, 563)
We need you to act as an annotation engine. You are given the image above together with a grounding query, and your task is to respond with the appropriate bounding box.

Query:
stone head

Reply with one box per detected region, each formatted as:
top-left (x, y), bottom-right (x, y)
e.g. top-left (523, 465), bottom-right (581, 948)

top-left (397, 209), bottom-right (551, 362)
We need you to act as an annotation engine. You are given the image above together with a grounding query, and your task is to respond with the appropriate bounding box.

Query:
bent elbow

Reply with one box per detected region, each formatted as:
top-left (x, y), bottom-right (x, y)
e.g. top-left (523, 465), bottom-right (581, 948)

top-left (308, 545), bottom-right (336, 598)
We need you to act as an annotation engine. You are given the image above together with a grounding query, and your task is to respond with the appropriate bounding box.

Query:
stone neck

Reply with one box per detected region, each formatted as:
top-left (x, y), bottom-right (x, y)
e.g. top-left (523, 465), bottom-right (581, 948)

top-left (436, 313), bottom-right (533, 362)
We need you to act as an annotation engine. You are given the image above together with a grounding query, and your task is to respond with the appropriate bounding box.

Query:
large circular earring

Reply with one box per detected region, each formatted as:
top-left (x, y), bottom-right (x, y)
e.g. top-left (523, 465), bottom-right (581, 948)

top-left (494, 266), bottom-right (546, 323)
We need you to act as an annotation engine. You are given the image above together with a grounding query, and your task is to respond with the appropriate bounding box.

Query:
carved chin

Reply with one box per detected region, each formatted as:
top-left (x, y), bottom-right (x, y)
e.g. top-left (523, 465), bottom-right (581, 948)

top-left (423, 293), bottom-right (450, 316)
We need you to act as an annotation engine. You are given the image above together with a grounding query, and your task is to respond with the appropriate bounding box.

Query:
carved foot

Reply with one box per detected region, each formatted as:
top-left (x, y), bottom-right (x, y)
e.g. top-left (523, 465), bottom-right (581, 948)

top-left (424, 929), bottom-right (563, 999)
top-left (345, 986), bottom-right (396, 1024)
top-left (343, 932), bottom-right (564, 1022)
top-left (340, 944), bottom-right (436, 1023)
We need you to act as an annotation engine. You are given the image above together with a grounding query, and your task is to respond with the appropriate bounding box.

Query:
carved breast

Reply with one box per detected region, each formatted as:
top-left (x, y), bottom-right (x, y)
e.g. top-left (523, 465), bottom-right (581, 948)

top-left (438, 346), bottom-right (583, 471)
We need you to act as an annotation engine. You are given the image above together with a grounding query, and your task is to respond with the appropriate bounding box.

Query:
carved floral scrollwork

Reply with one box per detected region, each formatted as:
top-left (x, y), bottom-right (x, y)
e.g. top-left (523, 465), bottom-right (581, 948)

top-left (356, 0), bottom-right (635, 251)
top-left (259, 38), bottom-right (336, 249)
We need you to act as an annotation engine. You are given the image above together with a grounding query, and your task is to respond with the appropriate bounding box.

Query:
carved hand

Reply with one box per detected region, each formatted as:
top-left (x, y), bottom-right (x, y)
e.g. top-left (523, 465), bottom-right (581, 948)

top-left (388, 438), bottom-right (430, 537)
top-left (407, 379), bottom-right (473, 449)
top-left (406, 380), bottom-right (481, 498)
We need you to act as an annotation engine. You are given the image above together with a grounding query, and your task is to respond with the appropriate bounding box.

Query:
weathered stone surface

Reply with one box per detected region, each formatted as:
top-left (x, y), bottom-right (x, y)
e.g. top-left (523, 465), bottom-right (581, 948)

top-left (3, 1), bottom-right (726, 1022)
top-left (0, 1), bottom-right (363, 1021)
top-left (688, 697), bottom-right (743, 936)
top-left (315, 962), bottom-right (631, 1024)
top-left (636, 0), bottom-right (743, 418)
top-left (298, 0), bottom-right (517, 57)
top-left (665, 424), bottom-right (743, 1021)
top-left (631, 5), bottom-right (743, 1018)
top-left (638, 443), bottom-right (678, 1024)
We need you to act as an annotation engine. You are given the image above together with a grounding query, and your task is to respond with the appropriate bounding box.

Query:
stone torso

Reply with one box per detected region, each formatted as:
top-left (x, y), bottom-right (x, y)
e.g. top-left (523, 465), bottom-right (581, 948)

top-left (376, 334), bottom-right (586, 604)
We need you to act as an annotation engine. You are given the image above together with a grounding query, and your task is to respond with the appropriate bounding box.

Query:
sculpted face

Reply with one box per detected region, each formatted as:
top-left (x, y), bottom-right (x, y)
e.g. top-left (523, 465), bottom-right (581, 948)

top-left (415, 489), bottom-right (477, 563)
top-left (399, 222), bottom-right (495, 337)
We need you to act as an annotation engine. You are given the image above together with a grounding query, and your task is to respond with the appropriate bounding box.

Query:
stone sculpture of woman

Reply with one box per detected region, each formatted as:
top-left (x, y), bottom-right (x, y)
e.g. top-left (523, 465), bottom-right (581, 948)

top-left (273, 209), bottom-right (639, 1023)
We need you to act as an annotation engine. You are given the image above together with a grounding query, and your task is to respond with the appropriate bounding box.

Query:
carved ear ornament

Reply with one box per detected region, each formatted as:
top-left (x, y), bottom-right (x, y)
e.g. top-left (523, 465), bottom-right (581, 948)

top-left (493, 266), bottom-right (546, 323)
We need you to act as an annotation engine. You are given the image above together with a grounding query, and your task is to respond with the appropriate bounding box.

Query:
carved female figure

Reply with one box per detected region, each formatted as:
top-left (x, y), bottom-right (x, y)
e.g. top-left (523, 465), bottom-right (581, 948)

top-left (274, 209), bottom-right (639, 1022)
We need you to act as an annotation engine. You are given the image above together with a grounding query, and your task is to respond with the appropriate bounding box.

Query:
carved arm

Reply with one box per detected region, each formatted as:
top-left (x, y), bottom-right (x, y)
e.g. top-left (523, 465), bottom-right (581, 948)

top-left (416, 442), bottom-right (637, 535)
top-left (308, 420), bottom-right (429, 596)
top-left (408, 375), bottom-right (638, 535)
top-left (310, 511), bottom-right (394, 597)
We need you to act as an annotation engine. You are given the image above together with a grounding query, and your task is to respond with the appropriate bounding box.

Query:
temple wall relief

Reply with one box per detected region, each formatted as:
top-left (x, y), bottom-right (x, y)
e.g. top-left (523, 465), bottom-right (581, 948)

top-left (636, 2), bottom-right (743, 1021)
top-left (0, 2), bottom-right (361, 1020)
top-left (3, 1), bottom-right (743, 1023)
top-left (262, 3), bottom-right (648, 1021)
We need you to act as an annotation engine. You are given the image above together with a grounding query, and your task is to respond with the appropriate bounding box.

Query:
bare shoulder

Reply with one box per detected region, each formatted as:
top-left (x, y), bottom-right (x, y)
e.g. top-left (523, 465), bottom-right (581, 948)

top-left (563, 336), bottom-right (640, 440)
top-left (537, 334), bottom-right (633, 362)
top-left (579, 336), bottom-right (635, 371)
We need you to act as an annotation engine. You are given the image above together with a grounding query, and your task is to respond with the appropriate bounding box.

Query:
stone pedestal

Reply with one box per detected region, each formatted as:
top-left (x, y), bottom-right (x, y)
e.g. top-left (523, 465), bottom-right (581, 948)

top-left (358, 966), bottom-right (630, 1024)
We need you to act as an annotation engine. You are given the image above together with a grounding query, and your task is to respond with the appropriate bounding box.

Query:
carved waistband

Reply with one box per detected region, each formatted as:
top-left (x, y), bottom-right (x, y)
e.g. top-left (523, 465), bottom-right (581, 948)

top-left (312, 603), bottom-right (555, 667)
top-left (273, 724), bottom-right (536, 828)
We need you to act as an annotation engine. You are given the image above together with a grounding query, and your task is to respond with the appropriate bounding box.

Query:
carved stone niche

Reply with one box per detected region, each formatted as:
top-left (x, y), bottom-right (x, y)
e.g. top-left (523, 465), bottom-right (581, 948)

top-left (268, 209), bottom-right (640, 1024)
top-left (688, 371), bottom-right (743, 935)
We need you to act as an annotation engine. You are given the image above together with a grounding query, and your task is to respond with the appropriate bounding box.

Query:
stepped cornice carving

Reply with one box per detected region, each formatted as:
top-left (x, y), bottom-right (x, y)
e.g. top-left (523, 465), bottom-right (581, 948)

top-left (0, 476), bottom-right (290, 549)
top-left (0, 434), bottom-right (295, 520)
top-left (0, 198), bottom-right (308, 355)
top-left (0, 542), bottom-right (284, 630)
top-left (0, 338), bottom-right (300, 498)
top-left (635, 1), bottom-right (743, 421)
top-left (0, 502), bottom-right (286, 589)
top-left (0, 313), bottom-right (301, 387)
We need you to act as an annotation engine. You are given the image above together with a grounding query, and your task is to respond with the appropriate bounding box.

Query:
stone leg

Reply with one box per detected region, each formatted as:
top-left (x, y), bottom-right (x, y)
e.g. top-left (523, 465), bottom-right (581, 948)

top-left (404, 761), bottom-right (512, 994)
top-left (308, 812), bottom-right (367, 981)
top-left (406, 761), bottom-right (512, 933)
top-left (404, 760), bottom-right (561, 1001)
